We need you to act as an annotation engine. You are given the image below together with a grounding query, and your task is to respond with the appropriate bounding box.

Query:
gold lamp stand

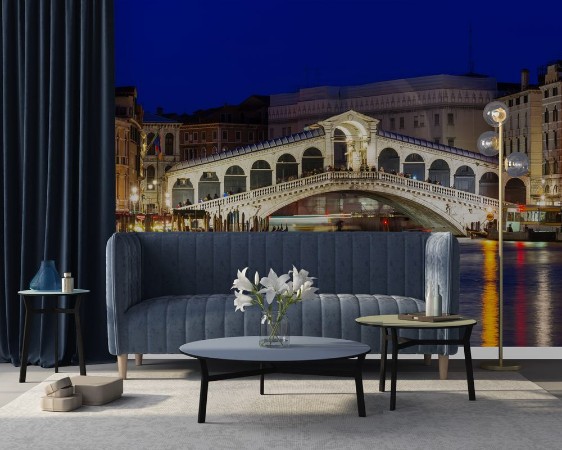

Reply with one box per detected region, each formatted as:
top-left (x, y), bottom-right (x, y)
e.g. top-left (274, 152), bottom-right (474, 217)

top-left (477, 101), bottom-right (529, 372)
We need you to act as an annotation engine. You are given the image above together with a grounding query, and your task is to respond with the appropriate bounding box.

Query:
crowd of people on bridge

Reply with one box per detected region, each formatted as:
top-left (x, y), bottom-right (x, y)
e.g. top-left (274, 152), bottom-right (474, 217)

top-left (175, 162), bottom-right (463, 209)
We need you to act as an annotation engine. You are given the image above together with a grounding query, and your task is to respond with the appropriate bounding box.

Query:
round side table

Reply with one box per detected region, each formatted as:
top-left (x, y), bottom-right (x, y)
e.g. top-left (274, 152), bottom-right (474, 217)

top-left (356, 314), bottom-right (477, 411)
top-left (18, 289), bottom-right (89, 383)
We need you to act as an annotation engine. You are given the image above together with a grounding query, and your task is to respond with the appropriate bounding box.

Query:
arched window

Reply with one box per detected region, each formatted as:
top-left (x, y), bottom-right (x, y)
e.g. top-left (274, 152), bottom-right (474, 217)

top-left (302, 147), bottom-right (324, 173)
top-left (250, 160), bottom-right (272, 190)
top-left (544, 108), bottom-right (549, 123)
top-left (276, 154), bottom-right (298, 182)
top-left (554, 107), bottom-right (559, 122)
top-left (146, 166), bottom-right (156, 186)
top-left (224, 165), bottom-right (246, 194)
top-left (454, 165), bottom-right (475, 193)
top-left (165, 133), bottom-right (174, 155)
top-left (403, 153), bottom-right (425, 180)
top-left (378, 148), bottom-right (400, 174)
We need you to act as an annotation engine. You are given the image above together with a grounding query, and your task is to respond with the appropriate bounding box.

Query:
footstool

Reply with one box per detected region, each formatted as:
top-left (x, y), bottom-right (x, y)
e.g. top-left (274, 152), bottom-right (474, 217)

top-left (71, 376), bottom-right (123, 406)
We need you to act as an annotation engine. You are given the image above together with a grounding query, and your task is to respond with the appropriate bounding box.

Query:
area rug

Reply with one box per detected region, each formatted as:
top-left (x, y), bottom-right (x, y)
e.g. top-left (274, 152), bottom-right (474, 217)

top-left (0, 369), bottom-right (561, 449)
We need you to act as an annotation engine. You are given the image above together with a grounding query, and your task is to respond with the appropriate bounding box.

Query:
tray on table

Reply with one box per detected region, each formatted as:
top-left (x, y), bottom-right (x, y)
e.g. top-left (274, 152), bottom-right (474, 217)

top-left (397, 313), bottom-right (464, 322)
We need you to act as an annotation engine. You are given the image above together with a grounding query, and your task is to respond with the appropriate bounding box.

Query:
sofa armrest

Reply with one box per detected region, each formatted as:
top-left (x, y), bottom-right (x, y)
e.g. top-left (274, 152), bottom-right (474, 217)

top-left (424, 232), bottom-right (460, 314)
top-left (106, 233), bottom-right (143, 355)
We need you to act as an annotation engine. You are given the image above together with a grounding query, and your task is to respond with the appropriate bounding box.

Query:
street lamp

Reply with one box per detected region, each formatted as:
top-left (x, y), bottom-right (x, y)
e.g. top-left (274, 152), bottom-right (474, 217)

top-left (130, 186), bottom-right (139, 214)
top-left (477, 101), bottom-right (529, 372)
top-left (152, 178), bottom-right (161, 214)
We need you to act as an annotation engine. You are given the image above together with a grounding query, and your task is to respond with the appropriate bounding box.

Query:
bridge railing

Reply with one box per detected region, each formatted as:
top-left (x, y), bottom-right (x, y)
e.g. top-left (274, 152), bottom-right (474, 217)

top-left (179, 170), bottom-right (500, 212)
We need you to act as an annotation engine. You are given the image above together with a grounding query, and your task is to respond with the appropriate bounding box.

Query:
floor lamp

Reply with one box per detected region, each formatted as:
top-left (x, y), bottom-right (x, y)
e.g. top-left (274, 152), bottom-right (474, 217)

top-left (477, 101), bottom-right (529, 371)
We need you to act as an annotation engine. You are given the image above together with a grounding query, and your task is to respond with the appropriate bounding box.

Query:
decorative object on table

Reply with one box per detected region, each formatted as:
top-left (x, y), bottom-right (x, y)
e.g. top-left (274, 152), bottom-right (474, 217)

top-left (425, 284), bottom-right (443, 316)
top-left (232, 266), bottom-right (318, 347)
top-left (398, 313), bottom-right (463, 322)
top-left (29, 260), bottom-right (62, 291)
top-left (477, 101), bottom-right (529, 372)
top-left (62, 272), bottom-right (74, 293)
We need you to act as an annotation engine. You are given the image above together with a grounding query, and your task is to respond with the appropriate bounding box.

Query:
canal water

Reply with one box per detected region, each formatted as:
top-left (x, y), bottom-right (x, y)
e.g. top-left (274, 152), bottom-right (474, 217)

top-left (459, 238), bottom-right (562, 347)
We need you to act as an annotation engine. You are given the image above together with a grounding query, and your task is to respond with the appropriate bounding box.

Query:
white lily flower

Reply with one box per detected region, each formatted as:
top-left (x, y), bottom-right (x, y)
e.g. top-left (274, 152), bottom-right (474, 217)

top-left (299, 280), bottom-right (318, 301)
top-left (259, 268), bottom-right (290, 304)
top-left (291, 266), bottom-right (316, 292)
top-left (254, 271), bottom-right (260, 286)
top-left (232, 267), bottom-right (255, 292)
top-left (233, 289), bottom-right (254, 312)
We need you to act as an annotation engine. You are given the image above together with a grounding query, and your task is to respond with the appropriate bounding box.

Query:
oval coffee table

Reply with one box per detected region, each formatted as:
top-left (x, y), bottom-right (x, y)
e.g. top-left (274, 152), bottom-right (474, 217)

top-left (180, 336), bottom-right (370, 423)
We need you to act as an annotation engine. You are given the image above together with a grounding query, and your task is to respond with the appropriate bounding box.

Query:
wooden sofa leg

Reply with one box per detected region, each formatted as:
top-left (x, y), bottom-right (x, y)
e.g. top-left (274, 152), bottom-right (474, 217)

top-left (438, 355), bottom-right (449, 380)
top-left (424, 354), bottom-right (432, 366)
top-left (117, 354), bottom-right (128, 380)
top-left (135, 353), bottom-right (143, 366)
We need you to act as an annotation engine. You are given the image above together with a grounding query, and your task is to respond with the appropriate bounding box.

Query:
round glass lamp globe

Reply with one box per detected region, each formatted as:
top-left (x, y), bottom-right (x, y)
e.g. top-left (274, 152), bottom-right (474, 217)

top-left (477, 131), bottom-right (500, 156)
top-left (505, 152), bottom-right (530, 177)
top-left (483, 101), bottom-right (509, 127)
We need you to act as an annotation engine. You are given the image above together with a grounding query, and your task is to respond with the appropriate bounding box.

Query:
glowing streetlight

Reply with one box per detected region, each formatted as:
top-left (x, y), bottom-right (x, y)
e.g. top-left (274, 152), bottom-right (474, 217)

top-left (477, 101), bottom-right (529, 372)
top-left (130, 186), bottom-right (139, 214)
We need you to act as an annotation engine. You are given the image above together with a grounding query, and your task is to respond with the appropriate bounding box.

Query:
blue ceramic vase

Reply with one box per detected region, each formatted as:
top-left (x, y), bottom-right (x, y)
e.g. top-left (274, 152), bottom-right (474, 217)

top-left (29, 260), bottom-right (62, 291)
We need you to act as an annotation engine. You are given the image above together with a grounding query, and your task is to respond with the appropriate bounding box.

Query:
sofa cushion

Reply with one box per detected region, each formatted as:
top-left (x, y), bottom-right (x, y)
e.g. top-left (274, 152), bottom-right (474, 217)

top-left (123, 293), bottom-right (426, 354)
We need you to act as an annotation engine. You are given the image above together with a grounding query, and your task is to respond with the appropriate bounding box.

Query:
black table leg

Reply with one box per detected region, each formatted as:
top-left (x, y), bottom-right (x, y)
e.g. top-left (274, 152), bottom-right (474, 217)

top-left (463, 325), bottom-right (476, 401)
top-left (54, 306), bottom-right (59, 373)
top-left (74, 297), bottom-right (86, 375)
top-left (354, 354), bottom-right (366, 417)
top-left (198, 358), bottom-right (209, 423)
top-left (19, 298), bottom-right (32, 383)
top-left (260, 363), bottom-right (265, 395)
top-left (379, 327), bottom-right (388, 392)
top-left (390, 328), bottom-right (399, 411)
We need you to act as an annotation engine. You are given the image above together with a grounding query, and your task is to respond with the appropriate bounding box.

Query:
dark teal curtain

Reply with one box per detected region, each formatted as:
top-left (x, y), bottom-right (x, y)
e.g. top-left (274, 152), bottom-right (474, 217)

top-left (0, 0), bottom-right (115, 366)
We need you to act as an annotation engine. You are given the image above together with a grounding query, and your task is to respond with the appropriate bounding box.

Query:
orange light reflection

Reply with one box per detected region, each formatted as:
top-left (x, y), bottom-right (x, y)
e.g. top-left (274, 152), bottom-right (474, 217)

top-left (481, 241), bottom-right (498, 346)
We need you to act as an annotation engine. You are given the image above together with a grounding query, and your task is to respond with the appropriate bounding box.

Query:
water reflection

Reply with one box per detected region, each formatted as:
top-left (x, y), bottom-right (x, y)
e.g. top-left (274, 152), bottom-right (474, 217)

top-left (460, 239), bottom-right (562, 347)
top-left (480, 241), bottom-right (498, 346)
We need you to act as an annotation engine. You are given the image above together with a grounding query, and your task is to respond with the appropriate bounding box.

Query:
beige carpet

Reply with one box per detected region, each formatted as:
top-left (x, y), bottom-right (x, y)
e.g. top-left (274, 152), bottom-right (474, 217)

top-left (1, 369), bottom-right (561, 449)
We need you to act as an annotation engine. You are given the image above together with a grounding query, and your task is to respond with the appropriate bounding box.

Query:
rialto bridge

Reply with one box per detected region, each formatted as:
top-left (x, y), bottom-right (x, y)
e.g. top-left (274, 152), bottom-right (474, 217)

top-left (165, 111), bottom-right (526, 235)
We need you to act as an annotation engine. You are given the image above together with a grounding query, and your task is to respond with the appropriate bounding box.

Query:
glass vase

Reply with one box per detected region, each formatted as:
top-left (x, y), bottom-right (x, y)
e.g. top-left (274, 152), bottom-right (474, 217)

top-left (29, 260), bottom-right (62, 291)
top-left (259, 311), bottom-right (290, 347)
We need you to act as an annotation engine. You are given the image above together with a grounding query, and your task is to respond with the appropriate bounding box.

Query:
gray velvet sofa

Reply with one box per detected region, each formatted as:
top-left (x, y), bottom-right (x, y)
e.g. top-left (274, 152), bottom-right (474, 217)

top-left (106, 231), bottom-right (460, 379)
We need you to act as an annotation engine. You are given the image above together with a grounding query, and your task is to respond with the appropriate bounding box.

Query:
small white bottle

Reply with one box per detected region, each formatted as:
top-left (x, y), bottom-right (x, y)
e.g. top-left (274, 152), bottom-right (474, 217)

top-left (434, 285), bottom-right (443, 317)
top-left (62, 272), bottom-right (74, 293)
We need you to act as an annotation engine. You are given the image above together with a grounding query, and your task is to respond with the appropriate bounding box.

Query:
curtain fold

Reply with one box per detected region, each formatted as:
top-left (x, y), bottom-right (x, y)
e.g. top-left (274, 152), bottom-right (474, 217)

top-left (0, 0), bottom-right (115, 366)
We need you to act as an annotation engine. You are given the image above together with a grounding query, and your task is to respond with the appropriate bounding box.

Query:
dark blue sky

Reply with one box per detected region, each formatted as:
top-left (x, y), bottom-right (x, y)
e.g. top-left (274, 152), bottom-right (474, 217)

top-left (115, 0), bottom-right (561, 115)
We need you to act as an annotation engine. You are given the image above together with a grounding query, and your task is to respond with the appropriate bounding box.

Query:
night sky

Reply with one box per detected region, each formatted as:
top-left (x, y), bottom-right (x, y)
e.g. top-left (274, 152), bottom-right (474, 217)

top-left (115, 0), bottom-right (562, 115)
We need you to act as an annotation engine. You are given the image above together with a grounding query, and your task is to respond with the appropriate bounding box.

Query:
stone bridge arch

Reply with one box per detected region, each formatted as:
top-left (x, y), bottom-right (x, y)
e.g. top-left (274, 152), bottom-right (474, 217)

top-left (258, 184), bottom-right (471, 235)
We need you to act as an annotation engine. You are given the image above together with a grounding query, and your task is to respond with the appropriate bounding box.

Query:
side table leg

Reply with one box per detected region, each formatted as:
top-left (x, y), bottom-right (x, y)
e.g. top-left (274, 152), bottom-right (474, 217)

top-left (74, 297), bottom-right (86, 375)
top-left (379, 327), bottom-right (388, 392)
top-left (19, 298), bottom-right (32, 383)
top-left (54, 308), bottom-right (59, 373)
top-left (463, 325), bottom-right (476, 401)
top-left (390, 328), bottom-right (399, 411)
top-left (198, 359), bottom-right (209, 423)
top-left (354, 354), bottom-right (366, 417)
top-left (260, 363), bottom-right (265, 395)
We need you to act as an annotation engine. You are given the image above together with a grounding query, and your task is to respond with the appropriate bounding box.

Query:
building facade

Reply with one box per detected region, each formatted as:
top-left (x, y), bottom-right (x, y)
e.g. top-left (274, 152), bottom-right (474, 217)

top-left (142, 113), bottom-right (182, 214)
top-left (498, 70), bottom-right (542, 205)
top-left (268, 74), bottom-right (499, 152)
top-left (175, 95), bottom-right (269, 162)
top-left (540, 62), bottom-right (562, 206)
top-left (115, 87), bottom-right (143, 219)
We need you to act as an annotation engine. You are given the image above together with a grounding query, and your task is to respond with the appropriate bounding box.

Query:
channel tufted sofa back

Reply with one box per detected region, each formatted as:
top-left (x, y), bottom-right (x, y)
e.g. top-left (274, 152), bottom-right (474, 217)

top-left (106, 231), bottom-right (459, 358)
